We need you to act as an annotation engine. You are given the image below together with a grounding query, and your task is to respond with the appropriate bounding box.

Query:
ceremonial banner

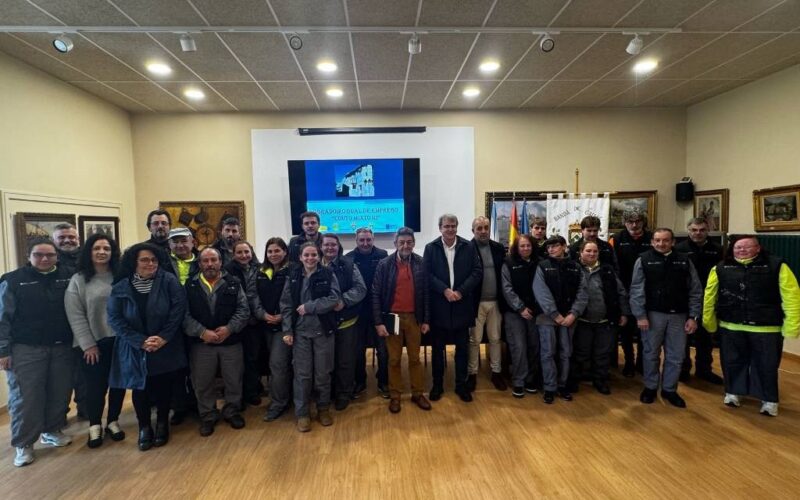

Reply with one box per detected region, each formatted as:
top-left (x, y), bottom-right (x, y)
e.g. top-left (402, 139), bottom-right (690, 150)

top-left (546, 193), bottom-right (611, 244)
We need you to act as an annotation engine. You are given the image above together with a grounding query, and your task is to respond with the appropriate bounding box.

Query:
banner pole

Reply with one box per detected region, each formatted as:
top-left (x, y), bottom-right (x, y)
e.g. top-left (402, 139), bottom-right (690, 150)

top-left (575, 168), bottom-right (580, 193)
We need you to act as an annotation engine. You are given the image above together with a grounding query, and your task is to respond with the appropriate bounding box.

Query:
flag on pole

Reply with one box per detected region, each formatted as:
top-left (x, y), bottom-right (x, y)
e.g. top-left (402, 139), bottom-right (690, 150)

top-left (520, 199), bottom-right (529, 235)
top-left (508, 201), bottom-right (519, 247)
top-left (489, 201), bottom-right (498, 241)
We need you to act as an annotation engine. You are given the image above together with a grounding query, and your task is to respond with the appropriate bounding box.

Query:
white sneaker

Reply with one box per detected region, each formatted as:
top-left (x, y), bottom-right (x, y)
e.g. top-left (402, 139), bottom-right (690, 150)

top-left (723, 393), bottom-right (741, 408)
top-left (14, 446), bottom-right (35, 467)
top-left (40, 431), bottom-right (72, 447)
top-left (760, 402), bottom-right (778, 417)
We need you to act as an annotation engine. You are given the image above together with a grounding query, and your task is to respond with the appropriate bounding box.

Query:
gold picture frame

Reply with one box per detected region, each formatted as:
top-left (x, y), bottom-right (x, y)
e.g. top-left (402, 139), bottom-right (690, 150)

top-left (159, 201), bottom-right (246, 249)
top-left (608, 191), bottom-right (657, 234)
top-left (753, 184), bottom-right (800, 232)
top-left (694, 189), bottom-right (729, 232)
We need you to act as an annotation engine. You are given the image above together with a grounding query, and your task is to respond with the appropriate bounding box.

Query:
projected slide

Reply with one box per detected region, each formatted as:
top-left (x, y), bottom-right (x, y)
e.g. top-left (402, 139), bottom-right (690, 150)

top-left (290, 158), bottom-right (416, 234)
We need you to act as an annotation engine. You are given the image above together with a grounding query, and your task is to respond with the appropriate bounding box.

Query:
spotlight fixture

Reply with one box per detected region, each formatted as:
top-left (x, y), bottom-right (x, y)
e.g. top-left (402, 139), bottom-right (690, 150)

top-left (626, 34), bottom-right (643, 55)
top-left (180, 33), bottom-right (196, 52)
top-left (479, 60), bottom-right (500, 73)
top-left (146, 62), bottom-right (172, 76)
top-left (633, 59), bottom-right (658, 74)
top-left (317, 61), bottom-right (337, 73)
top-left (289, 34), bottom-right (303, 51)
top-left (52, 34), bottom-right (74, 54)
top-left (408, 35), bottom-right (421, 55)
top-left (539, 34), bottom-right (555, 53)
top-left (326, 88), bottom-right (344, 98)
top-left (184, 88), bottom-right (205, 100)
top-left (462, 87), bottom-right (480, 98)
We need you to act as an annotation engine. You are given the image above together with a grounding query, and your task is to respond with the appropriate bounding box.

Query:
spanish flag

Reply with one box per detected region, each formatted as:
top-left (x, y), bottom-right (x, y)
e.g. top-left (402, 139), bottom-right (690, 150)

top-left (508, 201), bottom-right (519, 248)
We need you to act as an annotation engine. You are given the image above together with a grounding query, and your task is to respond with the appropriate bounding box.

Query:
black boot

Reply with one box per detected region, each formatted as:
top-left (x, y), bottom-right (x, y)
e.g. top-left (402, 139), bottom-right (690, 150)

top-left (153, 421), bottom-right (169, 447)
top-left (138, 426), bottom-right (154, 451)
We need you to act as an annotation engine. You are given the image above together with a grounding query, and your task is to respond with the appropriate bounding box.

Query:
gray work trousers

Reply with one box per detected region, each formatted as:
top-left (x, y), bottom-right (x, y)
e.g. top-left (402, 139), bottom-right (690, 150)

top-left (293, 332), bottom-right (335, 418)
top-left (6, 343), bottom-right (73, 447)
top-left (190, 342), bottom-right (243, 422)
top-left (538, 324), bottom-right (574, 392)
top-left (642, 311), bottom-right (687, 393)
top-left (504, 312), bottom-right (540, 388)
top-left (266, 330), bottom-right (293, 413)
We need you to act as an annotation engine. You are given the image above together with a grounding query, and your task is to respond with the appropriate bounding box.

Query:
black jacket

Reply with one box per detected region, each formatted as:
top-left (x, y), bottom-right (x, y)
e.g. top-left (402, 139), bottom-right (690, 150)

top-left (569, 237), bottom-right (618, 272)
top-left (674, 239), bottom-right (723, 286)
top-left (471, 238), bottom-right (508, 313)
top-left (346, 246), bottom-right (389, 322)
top-left (423, 236), bottom-right (482, 330)
top-left (610, 229), bottom-right (653, 289)
top-left (287, 233), bottom-right (322, 263)
top-left (715, 253), bottom-right (784, 326)
top-left (372, 252), bottom-right (430, 326)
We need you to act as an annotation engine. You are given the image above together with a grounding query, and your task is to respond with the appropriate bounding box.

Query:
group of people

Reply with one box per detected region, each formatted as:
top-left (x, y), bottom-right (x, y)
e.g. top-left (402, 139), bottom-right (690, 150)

top-left (1, 208), bottom-right (798, 468)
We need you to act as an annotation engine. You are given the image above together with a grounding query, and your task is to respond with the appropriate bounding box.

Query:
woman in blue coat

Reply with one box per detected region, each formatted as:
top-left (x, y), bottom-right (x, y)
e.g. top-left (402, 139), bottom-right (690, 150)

top-left (107, 242), bottom-right (186, 451)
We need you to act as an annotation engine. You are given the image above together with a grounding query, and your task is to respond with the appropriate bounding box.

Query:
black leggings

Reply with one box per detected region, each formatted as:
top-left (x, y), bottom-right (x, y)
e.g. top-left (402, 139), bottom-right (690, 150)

top-left (81, 337), bottom-right (126, 426)
top-left (132, 371), bottom-right (176, 429)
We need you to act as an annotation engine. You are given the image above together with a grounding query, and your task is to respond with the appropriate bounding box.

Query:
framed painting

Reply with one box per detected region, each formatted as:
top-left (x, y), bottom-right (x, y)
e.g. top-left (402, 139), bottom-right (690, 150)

top-left (694, 189), bottom-right (729, 232)
top-left (753, 184), bottom-right (800, 232)
top-left (159, 201), bottom-right (246, 249)
top-left (14, 212), bottom-right (76, 266)
top-left (608, 191), bottom-right (657, 234)
top-left (485, 191), bottom-right (557, 246)
top-left (78, 215), bottom-right (120, 244)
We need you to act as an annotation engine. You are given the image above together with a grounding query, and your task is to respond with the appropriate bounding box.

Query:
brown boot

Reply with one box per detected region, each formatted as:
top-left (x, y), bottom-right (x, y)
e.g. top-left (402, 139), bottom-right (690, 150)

top-left (411, 394), bottom-right (432, 411)
top-left (318, 408), bottom-right (333, 426)
top-left (389, 399), bottom-right (401, 413)
top-left (296, 417), bottom-right (311, 433)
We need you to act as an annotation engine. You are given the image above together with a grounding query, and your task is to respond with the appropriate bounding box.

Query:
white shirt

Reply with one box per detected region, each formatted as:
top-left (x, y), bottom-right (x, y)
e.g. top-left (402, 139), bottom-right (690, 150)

top-left (442, 236), bottom-right (457, 288)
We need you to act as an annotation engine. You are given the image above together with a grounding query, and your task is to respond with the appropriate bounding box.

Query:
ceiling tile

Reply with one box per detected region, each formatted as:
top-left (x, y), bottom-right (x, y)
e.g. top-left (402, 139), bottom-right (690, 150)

top-left (352, 33), bottom-right (409, 81)
top-left (700, 33), bottom-right (800, 79)
top-left (522, 80), bottom-right (591, 107)
top-left (30, 0), bottom-right (134, 25)
top-left (745, 52), bottom-right (800, 79)
top-left (508, 33), bottom-right (599, 80)
top-left (601, 79), bottom-right (680, 106)
top-left (683, 79), bottom-right (752, 105)
top-left (150, 32), bottom-right (252, 81)
top-left (737, 0), bottom-right (800, 32)
top-left (481, 81), bottom-right (546, 108)
top-left (0, 34), bottom-right (91, 81)
top-left (644, 79), bottom-right (735, 106)
top-left (268, 0), bottom-right (346, 25)
top-left (656, 33), bottom-right (779, 79)
top-left (680, 0), bottom-right (784, 31)
top-left (486, 0), bottom-right (569, 27)
top-left (84, 33), bottom-right (201, 82)
top-left (309, 81), bottom-right (360, 110)
top-left (259, 82), bottom-right (317, 110)
top-left (559, 80), bottom-right (634, 106)
top-left (617, 0), bottom-right (715, 28)
top-left (190, 0), bottom-right (277, 25)
top-left (553, 0), bottom-right (642, 27)
top-left (111, 0), bottom-right (206, 25)
top-left (603, 33), bottom-right (720, 80)
top-left (556, 33), bottom-right (648, 80)
top-left (212, 82), bottom-right (278, 111)
top-left (105, 81), bottom-right (193, 111)
top-left (419, 0), bottom-right (495, 27)
top-left (0, 0), bottom-right (60, 24)
top-left (458, 33), bottom-right (536, 81)
top-left (159, 82), bottom-right (237, 111)
top-left (359, 82), bottom-right (404, 109)
top-left (442, 81), bottom-right (497, 109)
top-left (347, 0), bottom-right (419, 26)
top-left (291, 33), bottom-right (355, 81)
top-left (11, 32), bottom-right (147, 81)
top-left (218, 33), bottom-right (304, 81)
top-left (402, 82), bottom-right (451, 108)
top-left (408, 34), bottom-right (476, 80)
top-left (68, 81), bottom-right (152, 112)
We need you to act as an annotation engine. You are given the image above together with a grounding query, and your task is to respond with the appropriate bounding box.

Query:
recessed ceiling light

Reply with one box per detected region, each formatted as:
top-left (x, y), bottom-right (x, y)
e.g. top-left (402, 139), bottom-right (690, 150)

top-left (633, 59), bottom-right (658, 74)
top-left (317, 61), bottom-right (338, 73)
top-left (146, 62), bottom-right (172, 76)
top-left (462, 88), bottom-right (480, 98)
top-left (184, 88), bottom-right (205, 100)
top-left (479, 60), bottom-right (500, 73)
top-left (326, 88), bottom-right (344, 98)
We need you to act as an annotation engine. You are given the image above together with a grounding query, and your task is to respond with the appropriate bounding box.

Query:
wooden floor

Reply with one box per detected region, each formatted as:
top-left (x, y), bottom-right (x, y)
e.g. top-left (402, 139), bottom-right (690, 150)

top-left (2, 349), bottom-right (799, 499)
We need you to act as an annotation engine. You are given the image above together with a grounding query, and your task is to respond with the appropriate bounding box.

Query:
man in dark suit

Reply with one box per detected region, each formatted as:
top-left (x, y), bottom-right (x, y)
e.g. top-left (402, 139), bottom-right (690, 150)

top-left (423, 214), bottom-right (482, 403)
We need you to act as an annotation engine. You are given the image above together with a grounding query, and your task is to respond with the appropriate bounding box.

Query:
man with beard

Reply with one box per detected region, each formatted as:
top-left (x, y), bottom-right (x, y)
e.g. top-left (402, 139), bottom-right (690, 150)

top-left (288, 212), bottom-right (323, 263)
top-left (183, 247), bottom-right (250, 436)
top-left (212, 217), bottom-right (242, 267)
top-left (143, 209), bottom-right (172, 269)
top-left (52, 224), bottom-right (80, 274)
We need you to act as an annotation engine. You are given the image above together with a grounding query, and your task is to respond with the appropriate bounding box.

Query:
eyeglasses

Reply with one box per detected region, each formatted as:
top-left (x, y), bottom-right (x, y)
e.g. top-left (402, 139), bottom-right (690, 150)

top-left (137, 257), bottom-right (158, 264)
top-left (31, 252), bottom-right (57, 259)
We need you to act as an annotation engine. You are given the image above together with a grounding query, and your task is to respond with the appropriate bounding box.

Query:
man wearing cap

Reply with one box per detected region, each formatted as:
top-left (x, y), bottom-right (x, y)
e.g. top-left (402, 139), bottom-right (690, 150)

top-left (168, 227), bottom-right (200, 285)
top-left (609, 210), bottom-right (652, 377)
top-left (212, 217), bottom-right (242, 267)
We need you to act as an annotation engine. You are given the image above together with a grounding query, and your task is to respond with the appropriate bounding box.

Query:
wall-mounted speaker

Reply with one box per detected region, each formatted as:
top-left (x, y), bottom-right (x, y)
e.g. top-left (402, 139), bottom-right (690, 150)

top-left (676, 181), bottom-right (694, 202)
